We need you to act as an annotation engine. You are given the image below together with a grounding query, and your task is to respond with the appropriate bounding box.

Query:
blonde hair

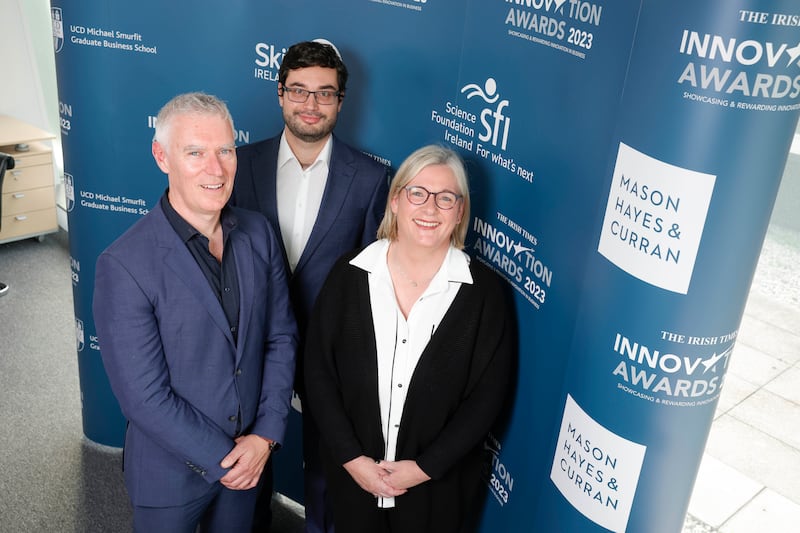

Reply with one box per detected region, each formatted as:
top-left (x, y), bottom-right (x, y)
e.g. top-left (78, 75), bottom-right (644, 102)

top-left (377, 145), bottom-right (470, 249)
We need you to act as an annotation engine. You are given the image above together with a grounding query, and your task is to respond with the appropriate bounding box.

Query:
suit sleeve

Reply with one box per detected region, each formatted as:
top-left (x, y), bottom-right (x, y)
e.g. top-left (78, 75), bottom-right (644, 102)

top-left (251, 219), bottom-right (298, 443)
top-left (229, 143), bottom-right (261, 211)
top-left (360, 164), bottom-right (390, 247)
top-left (93, 252), bottom-right (234, 483)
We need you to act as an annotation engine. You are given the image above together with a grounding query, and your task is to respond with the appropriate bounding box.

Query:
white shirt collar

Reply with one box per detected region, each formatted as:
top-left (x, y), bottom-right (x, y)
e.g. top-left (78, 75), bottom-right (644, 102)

top-left (277, 131), bottom-right (333, 171)
top-left (350, 239), bottom-right (473, 285)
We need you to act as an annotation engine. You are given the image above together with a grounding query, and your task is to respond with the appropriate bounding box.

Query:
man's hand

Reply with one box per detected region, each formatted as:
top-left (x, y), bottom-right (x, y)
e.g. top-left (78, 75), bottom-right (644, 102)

top-left (219, 435), bottom-right (274, 490)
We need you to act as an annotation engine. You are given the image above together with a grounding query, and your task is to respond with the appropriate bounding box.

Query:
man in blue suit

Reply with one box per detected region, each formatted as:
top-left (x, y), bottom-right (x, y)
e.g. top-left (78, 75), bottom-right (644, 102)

top-left (230, 41), bottom-right (389, 533)
top-left (94, 92), bottom-right (297, 533)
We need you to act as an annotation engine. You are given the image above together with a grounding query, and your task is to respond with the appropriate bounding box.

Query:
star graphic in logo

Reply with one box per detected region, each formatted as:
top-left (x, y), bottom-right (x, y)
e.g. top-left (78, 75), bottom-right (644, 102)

top-left (787, 42), bottom-right (800, 67)
top-left (554, 0), bottom-right (567, 12)
top-left (511, 242), bottom-right (534, 258)
top-left (701, 346), bottom-right (734, 374)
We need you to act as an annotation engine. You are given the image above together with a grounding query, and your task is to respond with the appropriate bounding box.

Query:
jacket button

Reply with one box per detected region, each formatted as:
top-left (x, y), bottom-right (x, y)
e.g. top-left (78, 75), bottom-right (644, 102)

top-left (229, 415), bottom-right (237, 422)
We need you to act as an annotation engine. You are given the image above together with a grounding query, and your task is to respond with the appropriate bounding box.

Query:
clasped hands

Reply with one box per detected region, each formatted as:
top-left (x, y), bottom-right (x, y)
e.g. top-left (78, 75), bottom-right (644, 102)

top-left (343, 455), bottom-right (431, 499)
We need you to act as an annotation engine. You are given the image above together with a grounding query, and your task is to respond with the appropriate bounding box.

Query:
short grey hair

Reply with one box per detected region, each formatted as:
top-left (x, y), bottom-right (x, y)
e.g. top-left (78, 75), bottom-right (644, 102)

top-left (153, 92), bottom-right (235, 147)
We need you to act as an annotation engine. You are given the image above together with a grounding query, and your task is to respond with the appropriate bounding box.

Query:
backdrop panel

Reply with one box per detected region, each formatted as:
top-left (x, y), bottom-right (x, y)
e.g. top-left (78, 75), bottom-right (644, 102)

top-left (50, 0), bottom-right (799, 529)
top-left (535, 1), bottom-right (800, 531)
top-left (450, 1), bottom-right (641, 529)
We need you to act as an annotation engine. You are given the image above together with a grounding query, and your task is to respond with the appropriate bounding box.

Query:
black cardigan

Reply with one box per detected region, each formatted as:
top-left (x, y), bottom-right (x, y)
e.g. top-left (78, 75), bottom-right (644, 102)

top-left (304, 248), bottom-right (515, 530)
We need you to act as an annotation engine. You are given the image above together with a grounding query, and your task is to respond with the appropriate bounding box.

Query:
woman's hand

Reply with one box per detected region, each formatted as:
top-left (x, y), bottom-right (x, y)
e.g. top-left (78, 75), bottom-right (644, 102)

top-left (343, 456), bottom-right (408, 498)
top-left (379, 459), bottom-right (431, 491)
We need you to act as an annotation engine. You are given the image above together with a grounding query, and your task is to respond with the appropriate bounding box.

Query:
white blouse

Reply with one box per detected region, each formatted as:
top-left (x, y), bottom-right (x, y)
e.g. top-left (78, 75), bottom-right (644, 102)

top-left (350, 239), bottom-right (473, 507)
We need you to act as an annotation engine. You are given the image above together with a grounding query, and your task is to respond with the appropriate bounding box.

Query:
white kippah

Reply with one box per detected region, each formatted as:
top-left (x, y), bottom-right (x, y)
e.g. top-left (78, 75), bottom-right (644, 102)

top-left (312, 38), bottom-right (343, 61)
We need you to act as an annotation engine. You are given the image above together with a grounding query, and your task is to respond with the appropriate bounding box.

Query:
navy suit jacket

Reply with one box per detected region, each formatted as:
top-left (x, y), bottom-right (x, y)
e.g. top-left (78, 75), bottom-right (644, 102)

top-left (93, 201), bottom-right (297, 507)
top-left (231, 134), bottom-right (389, 393)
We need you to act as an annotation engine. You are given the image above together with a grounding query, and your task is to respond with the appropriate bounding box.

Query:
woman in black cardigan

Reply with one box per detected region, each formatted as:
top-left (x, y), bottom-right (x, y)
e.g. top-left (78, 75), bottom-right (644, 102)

top-left (304, 145), bottom-right (515, 533)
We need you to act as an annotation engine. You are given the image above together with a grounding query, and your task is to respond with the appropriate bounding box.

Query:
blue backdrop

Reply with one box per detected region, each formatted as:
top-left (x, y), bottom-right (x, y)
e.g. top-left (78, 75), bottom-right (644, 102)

top-left (50, 1), bottom-right (800, 530)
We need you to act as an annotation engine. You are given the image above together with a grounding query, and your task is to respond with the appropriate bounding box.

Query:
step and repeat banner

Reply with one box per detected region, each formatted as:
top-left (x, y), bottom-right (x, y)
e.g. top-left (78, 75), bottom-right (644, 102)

top-left (50, 1), bottom-right (799, 530)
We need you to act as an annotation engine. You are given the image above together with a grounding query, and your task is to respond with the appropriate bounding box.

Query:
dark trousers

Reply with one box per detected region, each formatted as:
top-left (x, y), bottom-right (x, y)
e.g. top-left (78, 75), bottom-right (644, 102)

top-left (303, 413), bottom-right (335, 533)
top-left (134, 481), bottom-right (259, 533)
top-left (251, 457), bottom-right (274, 532)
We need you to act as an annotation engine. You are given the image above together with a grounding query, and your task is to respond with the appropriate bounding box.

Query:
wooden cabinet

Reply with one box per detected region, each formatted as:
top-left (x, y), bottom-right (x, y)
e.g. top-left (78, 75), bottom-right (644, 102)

top-left (0, 116), bottom-right (58, 244)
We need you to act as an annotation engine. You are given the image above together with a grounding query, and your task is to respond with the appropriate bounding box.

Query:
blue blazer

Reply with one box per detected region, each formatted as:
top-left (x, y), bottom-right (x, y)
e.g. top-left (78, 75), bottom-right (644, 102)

top-left (93, 202), bottom-right (297, 507)
top-left (231, 134), bottom-right (389, 388)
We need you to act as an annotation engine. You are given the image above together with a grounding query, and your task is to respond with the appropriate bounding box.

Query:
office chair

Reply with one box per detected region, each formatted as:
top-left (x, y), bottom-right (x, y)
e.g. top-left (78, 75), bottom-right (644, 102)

top-left (0, 152), bottom-right (15, 295)
top-left (0, 151), bottom-right (16, 230)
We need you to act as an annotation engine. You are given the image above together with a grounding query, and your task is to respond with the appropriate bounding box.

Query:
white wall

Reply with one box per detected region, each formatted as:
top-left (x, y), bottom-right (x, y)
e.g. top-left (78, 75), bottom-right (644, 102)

top-left (0, 0), bottom-right (65, 228)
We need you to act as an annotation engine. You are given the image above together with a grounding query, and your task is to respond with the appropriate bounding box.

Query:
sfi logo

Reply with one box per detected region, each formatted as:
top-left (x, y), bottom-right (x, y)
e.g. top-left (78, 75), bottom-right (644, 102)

top-left (461, 78), bottom-right (511, 150)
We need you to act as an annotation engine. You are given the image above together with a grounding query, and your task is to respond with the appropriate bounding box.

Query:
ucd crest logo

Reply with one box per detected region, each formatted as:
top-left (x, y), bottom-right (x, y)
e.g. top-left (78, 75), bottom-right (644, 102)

top-left (65, 173), bottom-right (75, 212)
top-left (75, 318), bottom-right (85, 352)
top-left (51, 8), bottom-right (64, 53)
top-left (460, 78), bottom-right (511, 151)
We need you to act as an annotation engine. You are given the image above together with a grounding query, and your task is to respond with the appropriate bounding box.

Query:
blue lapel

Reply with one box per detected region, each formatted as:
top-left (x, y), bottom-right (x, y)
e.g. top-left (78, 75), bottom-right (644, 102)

top-left (294, 136), bottom-right (355, 275)
top-left (250, 137), bottom-right (290, 272)
top-left (250, 136), bottom-right (281, 230)
top-left (153, 205), bottom-right (236, 350)
top-left (230, 228), bottom-right (254, 364)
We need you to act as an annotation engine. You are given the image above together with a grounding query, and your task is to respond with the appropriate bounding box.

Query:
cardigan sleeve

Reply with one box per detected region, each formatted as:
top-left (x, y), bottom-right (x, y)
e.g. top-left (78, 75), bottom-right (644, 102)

top-left (303, 254), bottom-right (377, 466)
top-left (414, 262), bottom-right (516, 480)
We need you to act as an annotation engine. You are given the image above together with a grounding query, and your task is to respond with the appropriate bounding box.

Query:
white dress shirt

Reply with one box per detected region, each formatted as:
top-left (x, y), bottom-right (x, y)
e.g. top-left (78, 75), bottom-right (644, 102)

top-left (276, 132), bottom-right (332, 271)
top-left (350, 239), bottom-right (473, 508)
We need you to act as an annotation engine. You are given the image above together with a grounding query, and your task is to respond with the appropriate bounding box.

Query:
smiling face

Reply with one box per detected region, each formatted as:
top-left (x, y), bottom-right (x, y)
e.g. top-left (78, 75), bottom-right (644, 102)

top-left (390, 163), bottom-right (464, 254)
top-left (152, 112), bottom-right (236, 226)
top-left (279, 66), bottom-right (342, 144)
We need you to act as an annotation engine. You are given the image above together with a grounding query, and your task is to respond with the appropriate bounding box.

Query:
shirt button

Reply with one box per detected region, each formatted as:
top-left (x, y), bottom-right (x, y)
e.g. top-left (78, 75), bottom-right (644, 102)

top-left (401, 339), bottom-right (407, 344)
top-left (235, 368), bottom-right (242, 376)
top-left (397, 383), bottom-right (403, 388)
top-left (224, 287), bottom-right (231, 292)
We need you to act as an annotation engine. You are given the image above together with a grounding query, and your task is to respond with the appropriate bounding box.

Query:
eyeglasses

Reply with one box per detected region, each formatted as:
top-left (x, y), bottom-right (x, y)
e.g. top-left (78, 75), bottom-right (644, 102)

top-left (404, 186), bottom-right (462, 210)
top-left (279, 86), bottom-right (342, 105)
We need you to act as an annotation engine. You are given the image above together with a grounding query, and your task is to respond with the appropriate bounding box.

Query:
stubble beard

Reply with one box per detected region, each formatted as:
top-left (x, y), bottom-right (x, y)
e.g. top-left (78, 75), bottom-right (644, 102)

top-left (285, 110), bottom-right (337, 144)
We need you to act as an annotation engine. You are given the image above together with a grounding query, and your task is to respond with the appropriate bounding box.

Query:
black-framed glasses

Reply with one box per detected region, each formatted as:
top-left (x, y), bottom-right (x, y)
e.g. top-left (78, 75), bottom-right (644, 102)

top-left (404, 186), bottom-right (462, 210)
top-left (279, 86), bottom-right (342, 105)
